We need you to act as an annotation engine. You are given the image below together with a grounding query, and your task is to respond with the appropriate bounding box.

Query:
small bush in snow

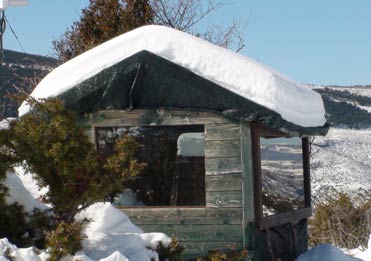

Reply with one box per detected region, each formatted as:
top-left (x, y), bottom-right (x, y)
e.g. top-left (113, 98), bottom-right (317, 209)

top-left (196, 248), bottom-right (249, 261)
top-left (0, 98), bottom-right (144, 258)
top-left (309, 192), bottom-right (371, 249)
top-left (45, 219), bottom-right (89, 261)
top-left (156, 237), bottom-right (185, 261)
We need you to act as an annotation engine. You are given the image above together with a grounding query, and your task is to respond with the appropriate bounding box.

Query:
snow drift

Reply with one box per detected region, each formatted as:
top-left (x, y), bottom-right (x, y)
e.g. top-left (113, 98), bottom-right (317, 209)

top-left (1, 171), bottom-right (170, 261)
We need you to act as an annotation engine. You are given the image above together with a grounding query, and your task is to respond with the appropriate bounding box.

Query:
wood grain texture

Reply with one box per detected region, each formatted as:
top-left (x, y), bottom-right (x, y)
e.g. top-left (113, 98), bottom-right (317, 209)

top-left (206, 191), bottom-right (242, 208)
top-left (181, 241), bottom-right (244, 256)
top-left (121, 207), bottom-right (243, 225)
top-left (206, 173), bottom-right (242, 192)
top-left (240, 122), bottom-right (255, 247)
top-left (205, 157), bottom-right (241, 175)
top-left (205, 140), bottom-right (241, 158)
top-left (205, 124), bottom-right (240, 141)
top-left (84, 109), bottom-right (232, 127)
top-left (137, 224), bottom-right (242, 242)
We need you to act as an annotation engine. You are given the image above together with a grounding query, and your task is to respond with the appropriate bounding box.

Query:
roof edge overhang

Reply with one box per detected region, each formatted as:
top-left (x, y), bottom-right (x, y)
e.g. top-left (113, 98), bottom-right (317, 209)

top-left (55, 50), bottom-right (328, 136)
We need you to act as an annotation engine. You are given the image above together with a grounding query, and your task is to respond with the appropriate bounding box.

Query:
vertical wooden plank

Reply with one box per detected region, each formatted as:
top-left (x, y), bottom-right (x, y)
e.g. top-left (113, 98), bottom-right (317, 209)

top-left (251, 123), bottom-right (262, 230)
top-left (240, 122), bottom-right (255, 248)
top-left (302, 137), bottom-right (311, 208)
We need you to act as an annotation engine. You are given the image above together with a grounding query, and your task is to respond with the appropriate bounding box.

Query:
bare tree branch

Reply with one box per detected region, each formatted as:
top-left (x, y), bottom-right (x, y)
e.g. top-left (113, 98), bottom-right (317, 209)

top-left (151, 0), bottom-right (247, 52)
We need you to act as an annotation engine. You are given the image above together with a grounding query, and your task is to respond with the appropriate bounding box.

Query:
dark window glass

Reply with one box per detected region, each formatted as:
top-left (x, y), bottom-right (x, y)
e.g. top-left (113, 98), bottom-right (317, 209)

top-left (260, 137), bottom-right (304, 216)
top-left (96, 125), bottom-right (205, 207)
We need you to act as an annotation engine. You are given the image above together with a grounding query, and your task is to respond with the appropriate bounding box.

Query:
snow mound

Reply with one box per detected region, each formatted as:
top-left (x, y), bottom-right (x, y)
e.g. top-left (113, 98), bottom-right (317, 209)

top-left (18, 25), bottom-right (326, 128)
top-left (0, 238), bottom-right (45, 261)
top-left (4, 171), bottom-right (48, 213)
top-left (99, 251), bottom-right (128, 261)
top-left (0, 118), bottom-right (15, 131)
top-left (13, 166), bottom-right (48, 202)
top-left (76, 202), bottom-right (171, 261)
top-left (297, 244), bottom-right (362, 261)
top-left (1, 171), bottom-right (170, 260)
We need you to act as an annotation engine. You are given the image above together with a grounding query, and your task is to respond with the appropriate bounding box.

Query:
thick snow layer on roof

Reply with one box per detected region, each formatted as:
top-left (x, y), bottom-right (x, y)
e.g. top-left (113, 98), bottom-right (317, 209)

top-left (19, 25), bottom-right (326, 127)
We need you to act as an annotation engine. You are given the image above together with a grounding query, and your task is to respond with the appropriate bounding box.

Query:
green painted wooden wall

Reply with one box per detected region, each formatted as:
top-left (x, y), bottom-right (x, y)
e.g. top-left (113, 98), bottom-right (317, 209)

top-left (83, 109), bottom-right (254, 258)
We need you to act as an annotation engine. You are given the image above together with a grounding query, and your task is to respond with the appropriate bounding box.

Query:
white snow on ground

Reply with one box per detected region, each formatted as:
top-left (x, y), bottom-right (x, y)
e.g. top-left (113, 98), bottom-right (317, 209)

top-left (1, 171), bottom-right (171, 261)
top-left (297, 244), bottom-right (362, 261)
top-left (0, 238), bottom-right (48, 261)
top-left (13, 166), bottom-right (48, 202)
top-left (0, 118), bottom-right (15, 130)
top-left (346, 236), bottom-right (371, 260)
top-left (19, 25), bottom-right (326, 128)
top-left (311, 127), bottom-right (371, 202)
top-left (331, 86), bottom-right (371, 97)
top-left (76, 202), bottom-right (170, 261)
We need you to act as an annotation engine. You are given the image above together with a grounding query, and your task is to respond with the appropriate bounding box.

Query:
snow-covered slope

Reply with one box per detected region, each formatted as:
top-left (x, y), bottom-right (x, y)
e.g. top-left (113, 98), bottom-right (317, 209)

top-left (19, 25), bottom-right (326, 128)
top-left (310, 85), bottom-right (371, 201)
top-left (311, 128), bottom-right (371, 201)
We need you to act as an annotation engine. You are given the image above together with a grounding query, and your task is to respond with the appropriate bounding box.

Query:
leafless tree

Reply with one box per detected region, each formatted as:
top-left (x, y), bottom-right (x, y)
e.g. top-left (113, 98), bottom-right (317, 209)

top-left (309, 136), bottom-right (320, 157)
top-left (151, 0), bottom-right (247, 52)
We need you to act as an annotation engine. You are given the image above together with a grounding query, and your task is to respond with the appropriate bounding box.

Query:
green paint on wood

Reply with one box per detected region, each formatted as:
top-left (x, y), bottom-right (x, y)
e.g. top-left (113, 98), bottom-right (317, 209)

top-left (123, 207), bottom-right (243, 225)
top-left (205, 157), bottom-right (241, 175)
top-left (206, 190), bottom-right (242, 208)
top-left (87, 109), bottom-right (230, 127)
top-left (205, 124), bottom-right (240, 141)
top-left (97, 112), bottom-right (106, 122)
top-left (138, 224), bottom-right (242, 242)
top-left (205, 140), bottom-right (241, 158)
top-left (181, 241), bottom-right (244, 257)
top-left (206, 173), bottom-right (242, 192)
top-left (83, 109), bottom-right (249, 257)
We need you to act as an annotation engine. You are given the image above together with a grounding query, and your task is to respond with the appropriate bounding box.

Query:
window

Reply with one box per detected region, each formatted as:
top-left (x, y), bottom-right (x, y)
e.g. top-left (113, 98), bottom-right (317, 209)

top-left (251, 123), bottom-right (311, 229)
top-left (95, 125), bottom-right (206, 207)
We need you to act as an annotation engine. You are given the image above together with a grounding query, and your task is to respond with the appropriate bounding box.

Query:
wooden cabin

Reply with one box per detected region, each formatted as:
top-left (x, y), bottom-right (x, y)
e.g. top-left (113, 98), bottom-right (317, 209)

top-left (22, 26), bottom-right (328, 260)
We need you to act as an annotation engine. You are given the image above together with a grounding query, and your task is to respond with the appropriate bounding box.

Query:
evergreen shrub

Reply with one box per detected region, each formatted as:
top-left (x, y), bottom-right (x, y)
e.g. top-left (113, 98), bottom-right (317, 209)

top-left (0, 98), bottom-right (144, 258)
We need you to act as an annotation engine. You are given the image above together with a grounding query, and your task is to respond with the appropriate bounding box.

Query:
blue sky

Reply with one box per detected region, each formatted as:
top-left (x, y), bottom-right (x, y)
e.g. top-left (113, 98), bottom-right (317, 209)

top-left (3, 0), bottom-right (371, 85)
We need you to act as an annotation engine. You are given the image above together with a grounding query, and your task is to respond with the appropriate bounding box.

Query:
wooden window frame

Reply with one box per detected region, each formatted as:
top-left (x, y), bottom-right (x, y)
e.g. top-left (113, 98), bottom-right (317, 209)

top-left (94, 124), bottom-right (207, 208)
top-left (251, 123), bottom-right (312, 230)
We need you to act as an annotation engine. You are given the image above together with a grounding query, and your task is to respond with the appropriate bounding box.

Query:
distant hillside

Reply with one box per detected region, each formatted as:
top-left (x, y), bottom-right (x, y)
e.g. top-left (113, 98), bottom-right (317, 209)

top-left (312, 85), bottom-right (371, 129)
top-left (309, 85), bottom-right (371, 201)
top-left (0, 49), bottom-right (59, 119)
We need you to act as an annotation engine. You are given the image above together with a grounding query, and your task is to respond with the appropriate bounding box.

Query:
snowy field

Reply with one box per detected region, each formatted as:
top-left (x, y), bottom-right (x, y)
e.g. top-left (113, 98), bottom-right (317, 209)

top-left (311, 127), bottom-right (371, 202)
top-left (331, 86), bottom-right (371, 97)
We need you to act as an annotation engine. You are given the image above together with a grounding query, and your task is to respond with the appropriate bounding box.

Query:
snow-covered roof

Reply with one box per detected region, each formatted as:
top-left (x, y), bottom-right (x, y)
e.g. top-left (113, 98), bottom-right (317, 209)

top-left (19, 25), bottom-right (326, 128)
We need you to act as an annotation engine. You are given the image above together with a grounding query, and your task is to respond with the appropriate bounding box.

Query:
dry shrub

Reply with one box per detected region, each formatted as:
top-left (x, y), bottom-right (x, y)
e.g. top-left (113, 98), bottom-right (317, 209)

top-left (197, 248), bottom-right (249, 261)
top-left (309, 192), bottom-right (371, 249)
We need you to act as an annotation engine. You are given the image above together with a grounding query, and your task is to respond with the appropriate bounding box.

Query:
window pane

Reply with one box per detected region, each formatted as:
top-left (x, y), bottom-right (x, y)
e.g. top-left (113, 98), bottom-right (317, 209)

top-left (260, 137), bottom-right (304, 216)
top-left (96, 125), bottom-right (205, 207)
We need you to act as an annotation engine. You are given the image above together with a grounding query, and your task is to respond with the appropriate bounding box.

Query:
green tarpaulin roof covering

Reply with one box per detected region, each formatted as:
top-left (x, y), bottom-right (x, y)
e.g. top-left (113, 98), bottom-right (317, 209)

top-left (55, 50), bottom-right (328, 136)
